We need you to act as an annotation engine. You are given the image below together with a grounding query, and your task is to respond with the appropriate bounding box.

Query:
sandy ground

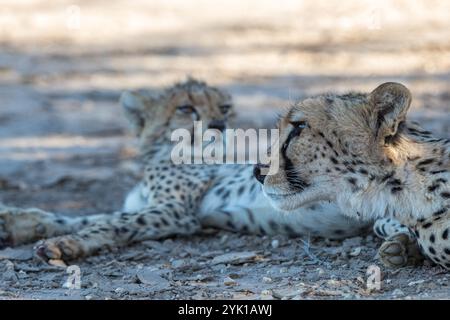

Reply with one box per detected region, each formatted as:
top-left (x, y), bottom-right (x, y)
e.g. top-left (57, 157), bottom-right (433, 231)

top-left (0, 0), bottom-right (449, 299)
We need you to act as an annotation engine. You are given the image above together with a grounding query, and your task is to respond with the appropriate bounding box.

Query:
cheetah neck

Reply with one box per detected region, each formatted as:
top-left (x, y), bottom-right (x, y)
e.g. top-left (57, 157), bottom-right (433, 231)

top-left (140, 135), bottom-right (174, 163)
top-left (336, 126), bottom-right (450, 226)
top-left (139, 134), bottom-right (211, 165)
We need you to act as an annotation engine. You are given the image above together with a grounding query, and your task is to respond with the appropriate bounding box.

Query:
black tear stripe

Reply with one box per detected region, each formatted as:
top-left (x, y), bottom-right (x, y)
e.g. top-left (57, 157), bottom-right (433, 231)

top-left (281, 126), bottom-right (309, 191)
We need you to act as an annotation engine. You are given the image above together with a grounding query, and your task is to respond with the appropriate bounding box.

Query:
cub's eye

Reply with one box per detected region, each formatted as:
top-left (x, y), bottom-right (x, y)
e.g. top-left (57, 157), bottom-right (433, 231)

top-left (219, 104), bottom-right (232, 114)
top-left (177, 105), bottom-right (195, 114)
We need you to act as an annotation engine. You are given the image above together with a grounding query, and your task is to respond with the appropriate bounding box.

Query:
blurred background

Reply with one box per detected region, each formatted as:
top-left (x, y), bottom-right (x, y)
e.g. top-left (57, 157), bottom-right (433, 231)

top-left (1, 0), bottom-right (449, 214)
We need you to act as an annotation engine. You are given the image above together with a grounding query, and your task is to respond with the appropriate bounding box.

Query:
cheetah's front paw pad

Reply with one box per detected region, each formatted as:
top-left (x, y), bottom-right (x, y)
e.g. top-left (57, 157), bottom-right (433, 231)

top-left (378, 239), bottom-right (408, 268)
top-left (378, 233), bottom-right (423, 268)
top-left (35, 237), bottom-right (83, 262)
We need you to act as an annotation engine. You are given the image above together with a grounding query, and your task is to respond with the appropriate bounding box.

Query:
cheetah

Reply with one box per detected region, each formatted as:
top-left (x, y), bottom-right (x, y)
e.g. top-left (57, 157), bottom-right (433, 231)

top-left (256, 82), bottom-right (449, 270)
top-left (0, 78), bottom-right (368, 262)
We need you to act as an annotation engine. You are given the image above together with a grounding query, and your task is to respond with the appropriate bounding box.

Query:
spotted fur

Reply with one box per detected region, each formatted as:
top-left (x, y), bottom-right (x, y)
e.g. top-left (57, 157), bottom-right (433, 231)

top-left (262, 82), bottom-right (450, 270)
top-left (0, 78), bottom-right (368, 261)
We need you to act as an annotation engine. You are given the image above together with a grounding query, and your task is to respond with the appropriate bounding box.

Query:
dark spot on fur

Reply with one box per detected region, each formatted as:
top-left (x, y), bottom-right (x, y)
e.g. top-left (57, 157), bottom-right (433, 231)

top-left (258, 226), bottom-right (266, 235)
top-left (428, 184), bottom-right (440, 192)
top-left (136, 216), bottom-right (147, 226)
top-left (380, 171), bottom-right (394, 183)
top-left (391, 187), bottom-right (403, 194)
top-left (246, 209), bottom-right (255, 224)
top-left (430, 234), bottom-right (435, 243)
top-left (347, 177), bottom-right (357, 185)
top-left (433, 208), bottom-right (447, 216)
top-left (326, 140), bottom-right (334, 149)
top-left (422, 222), bottom-right (433, 229)
top-left (222, 190), bottom-right (230, 200)
top-left (269, 220), bottom-right (279, 231)
top-left (441, 192), bottom-right (450, 199)
top-left (417, 158), bottom-right (434, 167)
top-left (283, 224), bottom-right (296, 236)
top-left (430, 170), bottom-right (447, 175)
top-left (226, 221), bottom-right (235, 230)
top-left (56, 218), bottom-right (66, 225)
top-left (388, 179), bottom-right (402, 186)
top-left (359, 168), bottom-right (368, 175)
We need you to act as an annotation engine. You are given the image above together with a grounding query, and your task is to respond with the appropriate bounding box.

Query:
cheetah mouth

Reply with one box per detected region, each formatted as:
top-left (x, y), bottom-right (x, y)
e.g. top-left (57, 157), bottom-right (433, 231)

top-left (263, 185), bottom-right (329, 212)
top-left (264, 191), bottom-right (313, 212)
top-left (264, 192), bottom-right (300, 200)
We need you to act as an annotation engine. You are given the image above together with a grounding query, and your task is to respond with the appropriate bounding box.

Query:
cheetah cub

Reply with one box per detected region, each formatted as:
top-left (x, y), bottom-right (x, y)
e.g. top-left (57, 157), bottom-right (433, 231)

top-left (0, 79), bottom-right (367, 261)
top-left (259, 82), bottom-right (449, 270)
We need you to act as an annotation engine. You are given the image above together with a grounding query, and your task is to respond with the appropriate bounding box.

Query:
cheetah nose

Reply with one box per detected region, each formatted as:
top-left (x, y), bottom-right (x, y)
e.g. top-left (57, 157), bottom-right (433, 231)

top-left (208, 120), bottom-right (226, 132)
top-left (253, 164), bottom-right (268, 184)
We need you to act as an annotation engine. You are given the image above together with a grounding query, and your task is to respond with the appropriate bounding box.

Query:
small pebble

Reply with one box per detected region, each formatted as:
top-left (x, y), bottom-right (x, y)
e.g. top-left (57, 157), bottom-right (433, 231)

top-left (271, 240), bottom-right (279, 249)
top-left (261, 289), bottom-right (272, 296)
top-left (223, 277), bottom-right (237, 286)
top-left (262, 277), bottom-right (273, 284)
top-left (392, 289), bottom-right (404, 296)
top-left (171, 259), bottom-right (187, 269)
top-left (115, 287), bottom-right (125, 293)
top-left (349, 247), bottom-right (362, 256)
top-left (220, 235), bottom-right (228, 244)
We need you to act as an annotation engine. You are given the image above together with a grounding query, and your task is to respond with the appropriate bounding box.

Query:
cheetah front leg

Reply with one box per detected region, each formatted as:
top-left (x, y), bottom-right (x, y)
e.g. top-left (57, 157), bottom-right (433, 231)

top-left (374, 218), bottom-right (424, 268)
top-left (35, 203), bottom-right (200, 262)
top-left (0, 206), bottom-right (106, 248)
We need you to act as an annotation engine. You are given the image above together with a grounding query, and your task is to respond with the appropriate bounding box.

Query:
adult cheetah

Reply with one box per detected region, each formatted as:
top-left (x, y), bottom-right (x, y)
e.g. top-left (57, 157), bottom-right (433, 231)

top-left (0, 79), bottom-right (368, 262)
top-left (256, 82), bottom-right (449, 270)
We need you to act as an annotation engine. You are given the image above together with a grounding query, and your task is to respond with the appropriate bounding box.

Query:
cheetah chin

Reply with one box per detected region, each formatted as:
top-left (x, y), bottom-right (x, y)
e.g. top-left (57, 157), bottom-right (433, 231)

top-left (263, 186), bottom-right (332, 213)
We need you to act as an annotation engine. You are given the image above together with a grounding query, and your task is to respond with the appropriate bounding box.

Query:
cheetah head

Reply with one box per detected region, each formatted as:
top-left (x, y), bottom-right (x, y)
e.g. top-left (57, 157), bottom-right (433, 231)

top-left (120, 78), bottom-right (234, 148)
top-left (257, 82), bottom-right (414, 213)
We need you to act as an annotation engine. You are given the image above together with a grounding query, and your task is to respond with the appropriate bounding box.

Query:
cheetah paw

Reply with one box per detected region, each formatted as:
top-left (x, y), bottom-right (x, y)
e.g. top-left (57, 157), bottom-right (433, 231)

top-left (0, 208), bottom-right (19, 248)
top-left (0, 207), bottom-right (54, 248)
top-left (0, 218), bottom-right (14, 248)
top-left (35, 236), bottom-right (84, 262)
top-left (378, 233), bottom-right (423, 268)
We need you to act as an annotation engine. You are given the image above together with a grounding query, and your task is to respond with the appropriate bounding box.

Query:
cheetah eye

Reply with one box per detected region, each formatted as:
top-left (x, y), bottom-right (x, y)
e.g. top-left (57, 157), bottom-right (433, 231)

top-left (177, 104), bottom-right (195, 114)
top-left (219, 104), bottom-right (232, 114)
top-left (290, 121), bottom-right (307, 132)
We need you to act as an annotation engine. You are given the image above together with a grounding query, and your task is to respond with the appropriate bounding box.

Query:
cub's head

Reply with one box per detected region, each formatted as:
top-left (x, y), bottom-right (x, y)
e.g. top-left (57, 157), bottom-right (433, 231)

top-left (256, 82), bottom-right (415, 211)
top-left (120, 78), bottom-right (234, 148)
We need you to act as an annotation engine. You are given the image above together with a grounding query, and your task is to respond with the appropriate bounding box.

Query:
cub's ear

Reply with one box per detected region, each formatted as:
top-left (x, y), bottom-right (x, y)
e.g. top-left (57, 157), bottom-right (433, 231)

top-left (120, 91), bottom-right (146, 135)
top-left (369, 82), bottom-right (412, 142)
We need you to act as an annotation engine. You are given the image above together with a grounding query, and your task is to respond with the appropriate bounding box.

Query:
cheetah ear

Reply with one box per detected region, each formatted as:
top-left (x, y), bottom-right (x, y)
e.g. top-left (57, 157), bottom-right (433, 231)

top-left (120, 91), bottom-right (146, 135)
top-left (369, 82), bottom-right (412, 141)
